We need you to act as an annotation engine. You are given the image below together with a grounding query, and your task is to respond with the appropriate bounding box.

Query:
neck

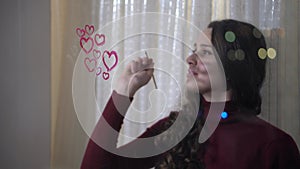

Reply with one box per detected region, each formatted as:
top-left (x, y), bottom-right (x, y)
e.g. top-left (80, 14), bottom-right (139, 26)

top-left (202, 90), bottom-right (232, 102)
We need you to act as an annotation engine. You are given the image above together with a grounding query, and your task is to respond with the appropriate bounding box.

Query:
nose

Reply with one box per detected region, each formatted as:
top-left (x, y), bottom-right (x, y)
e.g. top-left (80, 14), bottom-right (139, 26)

top-left (186, 53), bottom-right (197, 66)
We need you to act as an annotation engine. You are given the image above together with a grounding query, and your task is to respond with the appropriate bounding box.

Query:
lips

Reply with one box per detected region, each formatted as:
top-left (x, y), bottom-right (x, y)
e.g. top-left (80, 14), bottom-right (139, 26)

top-left (187, 69), bottom-right (199, 78)
top-left (188, 69), bottom-right (199, 75)
top-left (192, 72), bottom-right (198, 75)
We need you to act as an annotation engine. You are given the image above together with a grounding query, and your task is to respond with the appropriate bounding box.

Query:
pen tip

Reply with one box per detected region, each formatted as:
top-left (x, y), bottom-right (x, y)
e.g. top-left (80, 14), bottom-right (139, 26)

top-left (145, 51), bottom-right (149, 57)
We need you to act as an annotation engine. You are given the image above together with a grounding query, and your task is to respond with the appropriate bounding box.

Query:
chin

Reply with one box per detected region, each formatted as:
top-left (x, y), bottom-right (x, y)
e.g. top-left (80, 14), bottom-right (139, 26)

top-left (186, 79), bottom-right (198, 92)
top-left (186, 80), bottom-right (210, 94)
top-left (186, 85), bottom-right (199, 94)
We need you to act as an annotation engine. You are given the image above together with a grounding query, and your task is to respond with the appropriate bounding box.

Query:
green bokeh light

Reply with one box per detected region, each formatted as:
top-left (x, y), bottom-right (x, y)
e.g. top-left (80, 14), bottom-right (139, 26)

top-left (225, 31), bottom-right (236, 43)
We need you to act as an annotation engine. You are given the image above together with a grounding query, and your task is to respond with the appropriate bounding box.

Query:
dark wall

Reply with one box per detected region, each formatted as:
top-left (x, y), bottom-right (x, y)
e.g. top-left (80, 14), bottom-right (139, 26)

top-left (0, 0), bottom-right (50, 168)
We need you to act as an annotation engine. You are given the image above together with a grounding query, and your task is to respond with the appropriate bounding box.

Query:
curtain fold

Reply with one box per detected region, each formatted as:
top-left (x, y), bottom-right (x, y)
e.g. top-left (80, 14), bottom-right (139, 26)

top-left (51, 0), bottom-right (300, 168)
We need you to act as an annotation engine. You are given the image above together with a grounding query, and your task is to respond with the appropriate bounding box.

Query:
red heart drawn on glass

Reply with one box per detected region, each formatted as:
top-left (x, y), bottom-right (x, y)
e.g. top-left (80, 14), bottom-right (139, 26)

top-left (80, 37), bottom-right (94, 54)
top-left (85, 25), bottom-right (94, 36)
top-left (84, 57), bottom-right (97, 72)
top-left (93, 49), bottom-right (101, 59)
top-left (102, 72), bottom-right (110, 80)
top-left (102, 50), bottom-right (118, 71)
top-left (96, 67), bottom-right (102, 76)
top-left (95, 34), bottom-right (105, 46)
top-left (76, 28), bottom-right (86, 38)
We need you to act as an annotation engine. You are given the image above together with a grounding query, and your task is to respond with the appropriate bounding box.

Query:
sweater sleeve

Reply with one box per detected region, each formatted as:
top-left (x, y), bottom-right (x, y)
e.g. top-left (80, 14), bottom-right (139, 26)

top-left (81, 91), bottom-right (167, 169)
top-left (262, 134), bottom-right (300, 169)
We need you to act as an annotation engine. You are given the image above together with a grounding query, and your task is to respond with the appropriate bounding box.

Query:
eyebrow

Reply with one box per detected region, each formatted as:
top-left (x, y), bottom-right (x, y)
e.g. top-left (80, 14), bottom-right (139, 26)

top-left (192, 43), bottom-right (197, 53)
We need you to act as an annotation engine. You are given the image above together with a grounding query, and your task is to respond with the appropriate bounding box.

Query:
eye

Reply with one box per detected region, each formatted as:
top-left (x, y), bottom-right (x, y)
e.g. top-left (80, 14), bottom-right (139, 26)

top-left (199, 49), bottom-right (213, 56)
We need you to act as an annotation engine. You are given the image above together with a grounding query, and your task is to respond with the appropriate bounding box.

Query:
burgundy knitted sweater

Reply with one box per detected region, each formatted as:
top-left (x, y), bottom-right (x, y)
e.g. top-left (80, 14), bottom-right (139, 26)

top-left (81, 91), bottom-right (300, 169)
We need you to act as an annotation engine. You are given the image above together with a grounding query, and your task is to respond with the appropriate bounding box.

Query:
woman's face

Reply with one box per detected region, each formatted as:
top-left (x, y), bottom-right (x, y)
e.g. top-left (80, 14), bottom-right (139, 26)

top-left (186, 28), bottom-right (226, 100)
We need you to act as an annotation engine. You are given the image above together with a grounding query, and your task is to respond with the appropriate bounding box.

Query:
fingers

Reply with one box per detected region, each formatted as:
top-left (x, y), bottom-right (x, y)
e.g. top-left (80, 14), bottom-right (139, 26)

top-left (145, 66), bottom-right (154, 77)
top-left (131, 60), bottom-right (138, 73)
top-left (130, 57), bottom-right (154, 74)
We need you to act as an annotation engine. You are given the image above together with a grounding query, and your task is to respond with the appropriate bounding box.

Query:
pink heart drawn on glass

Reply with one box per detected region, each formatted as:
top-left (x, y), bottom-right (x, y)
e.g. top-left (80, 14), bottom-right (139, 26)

top-left (85, 25), bottom-right (94, 36)
top-left (80, 37), bottom-right (94, 54)
top-left (102, 50), bottom-right (118, 71)
top-left (84, 57), bottom-right (97, 72)
top-left (96, 67), bottom-right (102, 76)
top-left (102, 72), bottom-right (110, 80)
top-left (93, 49), bottom-right (101, 59)
top-left (76, 28), bottom-right (86, 38)
top-left (95, 34), bottom-right (105, 46)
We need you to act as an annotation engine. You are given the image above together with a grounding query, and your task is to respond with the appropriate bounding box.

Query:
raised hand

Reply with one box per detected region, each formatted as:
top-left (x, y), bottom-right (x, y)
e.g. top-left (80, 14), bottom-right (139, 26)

top-left (115, 56), bottom-right (154, 97)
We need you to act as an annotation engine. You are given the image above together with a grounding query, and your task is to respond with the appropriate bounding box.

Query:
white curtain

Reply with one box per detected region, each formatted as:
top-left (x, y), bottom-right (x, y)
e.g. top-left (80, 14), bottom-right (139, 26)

top-left (51, 0), bottom-right (300, 168)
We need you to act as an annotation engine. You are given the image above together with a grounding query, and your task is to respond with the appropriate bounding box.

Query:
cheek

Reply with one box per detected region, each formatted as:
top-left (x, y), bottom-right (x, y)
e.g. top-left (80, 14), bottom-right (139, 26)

top-left (206, 65), bottom-right (227, 90)
top-left (198, 64), bottom-right (207, 72)
top-left (196, 75), bottom-right (211, 90)
top-left (196, 60), bottom-right (207, 72)
top-left (202, 59), bottom-right (222, 80)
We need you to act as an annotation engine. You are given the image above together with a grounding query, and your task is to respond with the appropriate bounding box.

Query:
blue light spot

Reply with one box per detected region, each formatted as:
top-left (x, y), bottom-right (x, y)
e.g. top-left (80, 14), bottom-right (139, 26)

top-left (221, 111), bottom-right (228, 119)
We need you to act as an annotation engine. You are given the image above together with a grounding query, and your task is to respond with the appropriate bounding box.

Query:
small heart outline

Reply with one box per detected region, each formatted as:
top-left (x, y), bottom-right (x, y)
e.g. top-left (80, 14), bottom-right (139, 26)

top-left (95, 34), bottom-right (105, 46)
top-left (80, 37), bottom-right (94, 54)
top-left (84, 57), bottom-right (97, 72)
top-left (96, 67), bottom-right (102, 76)
top-left (76, 28), bottom-right (86, 38)
top-left (85, 25), bottom-right (95, 36)
top-left (102, 72), bottom-right (110, 80)
top-left (93, 49), bottom-right (101, 59)
top-left (102, 50), bottom-right (118, 72)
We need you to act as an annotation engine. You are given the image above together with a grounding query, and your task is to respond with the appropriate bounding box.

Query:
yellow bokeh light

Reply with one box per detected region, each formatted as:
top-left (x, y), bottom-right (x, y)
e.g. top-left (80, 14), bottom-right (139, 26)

top-left (258, 48), bottom-right (267, 59)
top-left (267, 48), bottom-right (277, 59)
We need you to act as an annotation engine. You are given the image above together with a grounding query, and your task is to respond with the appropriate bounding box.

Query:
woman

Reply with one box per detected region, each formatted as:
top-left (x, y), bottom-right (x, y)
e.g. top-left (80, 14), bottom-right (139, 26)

top-left (81, 19), bottom-right (300, 169)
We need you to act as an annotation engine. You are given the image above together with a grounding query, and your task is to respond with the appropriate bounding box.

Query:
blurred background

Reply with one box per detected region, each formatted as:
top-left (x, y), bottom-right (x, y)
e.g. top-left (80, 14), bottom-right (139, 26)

top-left (0, 0), bottom-right (299, 168)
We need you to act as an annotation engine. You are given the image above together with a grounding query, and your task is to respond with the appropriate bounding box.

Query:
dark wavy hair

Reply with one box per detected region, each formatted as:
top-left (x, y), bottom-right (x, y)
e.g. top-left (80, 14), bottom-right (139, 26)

top-left (208, 19), bottom-right (267, 115)
top-left (154, 19), bottom-right (267, 169)
top-left (154, 111), bottom-right (205, 169)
